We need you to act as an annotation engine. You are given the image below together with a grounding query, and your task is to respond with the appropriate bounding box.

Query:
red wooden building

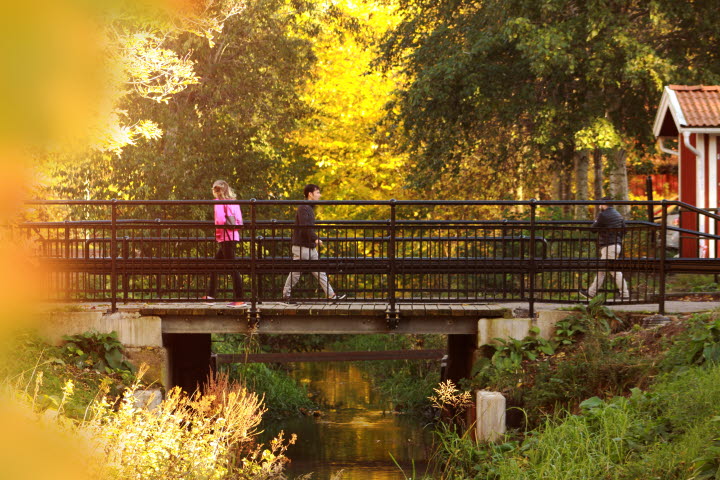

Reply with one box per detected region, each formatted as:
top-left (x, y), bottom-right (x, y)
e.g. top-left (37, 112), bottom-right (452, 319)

top-left (653, 85), bottom-right (720, 257)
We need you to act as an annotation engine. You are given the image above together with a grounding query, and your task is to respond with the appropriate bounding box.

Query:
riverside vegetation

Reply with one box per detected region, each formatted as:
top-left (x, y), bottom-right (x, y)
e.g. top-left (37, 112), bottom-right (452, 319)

top-left (2, 332), bottom-right (295, 480)
top-left (11, 304), bottom-right (720, 479)
top-left (422, 299), bottom-right (720, 480)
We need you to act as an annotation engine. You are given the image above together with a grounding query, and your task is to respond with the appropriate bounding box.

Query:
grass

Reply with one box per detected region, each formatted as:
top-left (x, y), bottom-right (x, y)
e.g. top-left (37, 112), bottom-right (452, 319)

top-left (495, 400), bottom-right (642, 479)
top-left (666, 273), bottom-right (720, 293)
top-left (212, 333), bottom-right (317, 418)
top-left (224, 362), bottom-right (315, 419)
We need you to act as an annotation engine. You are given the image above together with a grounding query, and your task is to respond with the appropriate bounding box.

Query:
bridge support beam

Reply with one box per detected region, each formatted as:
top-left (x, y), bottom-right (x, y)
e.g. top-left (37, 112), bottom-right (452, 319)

top-left (163, 333), bottom-right (212, 394)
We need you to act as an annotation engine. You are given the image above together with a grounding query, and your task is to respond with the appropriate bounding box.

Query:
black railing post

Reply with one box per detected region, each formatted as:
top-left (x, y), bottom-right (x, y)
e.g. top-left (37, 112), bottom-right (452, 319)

top-left (64, 223), bottom-right (70, 299)
top-left (387, 200), bottom-right (398, 328)
top-left (529, 199), bottom-right (537, 317)
top-left (659, 200), bottom-right (667, 315)
top-left (249, 199), bottom-right (259, 323)
top-left (110, 200), bottom-right (118, 312)
top-left (646, 176), bottom-right (654, 222)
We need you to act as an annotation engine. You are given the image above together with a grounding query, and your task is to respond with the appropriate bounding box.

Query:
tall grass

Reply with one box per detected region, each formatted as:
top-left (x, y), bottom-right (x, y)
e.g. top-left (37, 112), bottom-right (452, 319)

top-left (495, 400), bottom-right (641, 479)
top-left (5, 360), bottom-right (294, 480)
top-left (425, 313), bottom-right (720, 480)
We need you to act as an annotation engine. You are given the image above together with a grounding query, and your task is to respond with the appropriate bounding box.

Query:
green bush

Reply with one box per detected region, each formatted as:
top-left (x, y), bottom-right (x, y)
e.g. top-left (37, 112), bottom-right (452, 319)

top-left (61, 330), bottom-right (135, 375)
top-left (225, 362), bottom-right (314, 419)
top-left (661, 313), bottom-right (720, 370)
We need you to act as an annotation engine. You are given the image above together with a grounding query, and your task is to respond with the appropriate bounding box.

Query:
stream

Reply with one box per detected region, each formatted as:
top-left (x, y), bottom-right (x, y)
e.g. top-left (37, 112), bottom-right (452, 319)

top-left (262, 362), bottom-right (433, 480)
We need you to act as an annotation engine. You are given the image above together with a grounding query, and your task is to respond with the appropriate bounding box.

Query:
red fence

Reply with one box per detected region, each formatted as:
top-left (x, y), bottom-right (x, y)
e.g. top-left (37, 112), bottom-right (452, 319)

top-left (629, 174), bottom-right (678, 200)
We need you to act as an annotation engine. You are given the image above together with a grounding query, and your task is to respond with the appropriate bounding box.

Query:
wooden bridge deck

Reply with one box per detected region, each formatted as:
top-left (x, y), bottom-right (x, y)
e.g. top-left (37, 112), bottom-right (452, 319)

top-left (80, 301), bottom-right (511, 334)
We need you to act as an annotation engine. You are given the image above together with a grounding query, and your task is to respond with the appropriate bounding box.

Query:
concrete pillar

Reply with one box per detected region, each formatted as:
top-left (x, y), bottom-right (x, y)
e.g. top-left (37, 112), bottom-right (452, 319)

top-left (476, 390), bottom-right (506, 442)
top-left (478, 318), bottom-right (531, 346)
top-left (536, 310), bottom-right (573, 339)
top-left (446, 334), bottom-right (476, 386)
top-left (163, 333), bottom-right (212, 394)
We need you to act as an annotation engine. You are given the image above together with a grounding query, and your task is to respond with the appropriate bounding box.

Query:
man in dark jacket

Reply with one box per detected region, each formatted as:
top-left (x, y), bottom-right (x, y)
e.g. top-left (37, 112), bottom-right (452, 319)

top-left (582, 198), bottom-right (630, 299)
top-left (282, 184), bottom-right (345, 301)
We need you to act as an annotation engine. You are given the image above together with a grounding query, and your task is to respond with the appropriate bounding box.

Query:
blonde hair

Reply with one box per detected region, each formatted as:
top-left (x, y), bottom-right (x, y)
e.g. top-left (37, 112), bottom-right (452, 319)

top-left (212, 180), bottom-right (237, 200)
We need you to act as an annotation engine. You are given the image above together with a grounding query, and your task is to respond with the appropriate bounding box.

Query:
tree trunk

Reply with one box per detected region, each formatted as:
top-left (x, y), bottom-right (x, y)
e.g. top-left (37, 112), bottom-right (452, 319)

top-left (593, 148), bottom-right (603, 200)
top-left (575, 150), bottom-right (590, 219)
top-left (608, 148), bottom-right (630, 216)
top-left (559, 166), bottom-right (573, 216)
top-left (553, 172), bottom-right (563, 200)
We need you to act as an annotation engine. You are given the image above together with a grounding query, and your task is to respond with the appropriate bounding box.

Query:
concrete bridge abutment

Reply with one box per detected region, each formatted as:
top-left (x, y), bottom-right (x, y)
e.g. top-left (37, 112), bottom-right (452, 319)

top-left (473, 310), bottom-right (573, 442)
top-left (39, 310), bottom-right (171, 389)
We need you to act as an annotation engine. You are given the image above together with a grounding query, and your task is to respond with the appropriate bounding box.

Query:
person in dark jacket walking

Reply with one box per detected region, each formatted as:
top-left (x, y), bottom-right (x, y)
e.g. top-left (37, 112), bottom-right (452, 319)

top-left (282, 184), bottom-right (345, 302)
top-left (582, 197), bottom-right (630, 299)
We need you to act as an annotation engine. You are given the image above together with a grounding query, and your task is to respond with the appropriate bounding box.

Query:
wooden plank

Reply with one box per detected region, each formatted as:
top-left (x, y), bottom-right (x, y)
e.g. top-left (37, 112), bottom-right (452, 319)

top-left (216, 349), bottom-right (446, 364)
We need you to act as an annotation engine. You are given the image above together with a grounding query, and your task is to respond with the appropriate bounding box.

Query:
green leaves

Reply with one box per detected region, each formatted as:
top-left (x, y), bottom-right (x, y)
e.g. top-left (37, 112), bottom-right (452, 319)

top-left (61, 330), bottom-right (135, 375)
top-left (491, 327), bottom-right (557, 372)
top-left (574, 117), bottom-right (623, 151)
top-left (685, 317), bottom-right (720, 367)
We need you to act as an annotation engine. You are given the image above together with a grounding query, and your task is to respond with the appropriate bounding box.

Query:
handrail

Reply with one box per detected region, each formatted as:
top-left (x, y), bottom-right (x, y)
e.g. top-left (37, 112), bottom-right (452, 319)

top-left (15, 199), bottom-right (720, 318)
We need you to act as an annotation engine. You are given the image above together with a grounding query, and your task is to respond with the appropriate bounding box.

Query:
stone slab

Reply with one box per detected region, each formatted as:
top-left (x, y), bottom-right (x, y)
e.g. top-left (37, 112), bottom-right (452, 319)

top-left (478, 318), bottom-right (532, 346)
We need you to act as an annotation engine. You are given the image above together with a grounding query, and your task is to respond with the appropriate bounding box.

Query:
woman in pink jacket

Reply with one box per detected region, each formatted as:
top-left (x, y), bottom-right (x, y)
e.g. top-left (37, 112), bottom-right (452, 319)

top-left (203, 180), bottom-right (244, 304)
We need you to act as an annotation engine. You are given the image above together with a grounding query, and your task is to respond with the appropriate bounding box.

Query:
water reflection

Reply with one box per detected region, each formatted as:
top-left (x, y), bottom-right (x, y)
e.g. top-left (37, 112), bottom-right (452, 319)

top-left (263, 362), bottom-right (432, 480)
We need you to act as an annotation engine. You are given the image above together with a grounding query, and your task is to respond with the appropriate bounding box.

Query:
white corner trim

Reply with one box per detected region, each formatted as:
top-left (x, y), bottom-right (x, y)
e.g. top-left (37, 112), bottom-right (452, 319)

top-left (667, 87), bottom-right (687, 126)
top-left (653, 86), bottom-right (686, 137)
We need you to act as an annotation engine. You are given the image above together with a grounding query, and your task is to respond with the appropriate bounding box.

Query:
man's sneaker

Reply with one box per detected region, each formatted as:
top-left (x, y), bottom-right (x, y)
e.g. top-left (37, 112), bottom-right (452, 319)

top-left (578, 289), bottom-right (590, 299)
top-left (228, 301), bottom-right (247, 307)
top-left (329, 293), bottom-right (347, 301)
top-left (201, 295), bottom-right (215, 300)
top-left (282, 296), bottom-right (295, 304)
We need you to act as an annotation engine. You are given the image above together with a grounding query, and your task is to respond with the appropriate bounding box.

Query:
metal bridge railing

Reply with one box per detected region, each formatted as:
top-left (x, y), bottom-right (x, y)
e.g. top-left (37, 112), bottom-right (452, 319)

top-left (13, 199), bottom-right (720, 316)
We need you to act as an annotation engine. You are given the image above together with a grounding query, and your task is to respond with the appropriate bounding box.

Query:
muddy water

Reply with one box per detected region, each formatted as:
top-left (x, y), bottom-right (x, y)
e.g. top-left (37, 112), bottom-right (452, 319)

top-left (264, 362), bottom-right (432, 480)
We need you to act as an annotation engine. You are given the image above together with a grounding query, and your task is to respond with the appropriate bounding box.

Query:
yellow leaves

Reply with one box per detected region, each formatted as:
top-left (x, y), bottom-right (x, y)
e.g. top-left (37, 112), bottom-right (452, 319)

top-left (0, 1), bottom-right (110, 154)
top-left (1, 0), bottom-right (244, 160)
top-left (116, 30), bottom-right (200, 103)
top-left (0, 399), bottom-right (96, 480)
top-left (428, 380), bottom-right (473, 411)
top-left (291, 0), bottom-right (409, 202)
top-left (574, 117), bottom-right (622, 151)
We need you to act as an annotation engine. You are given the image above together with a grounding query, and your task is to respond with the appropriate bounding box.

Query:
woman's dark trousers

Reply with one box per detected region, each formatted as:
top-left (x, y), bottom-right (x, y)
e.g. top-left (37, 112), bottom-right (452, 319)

top-left (207, 241), bottom-right (243, 299)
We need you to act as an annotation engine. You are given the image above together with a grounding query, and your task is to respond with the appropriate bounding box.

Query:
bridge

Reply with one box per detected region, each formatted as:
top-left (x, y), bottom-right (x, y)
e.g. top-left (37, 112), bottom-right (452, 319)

top-left (20, 199), bottom-right (720, 391)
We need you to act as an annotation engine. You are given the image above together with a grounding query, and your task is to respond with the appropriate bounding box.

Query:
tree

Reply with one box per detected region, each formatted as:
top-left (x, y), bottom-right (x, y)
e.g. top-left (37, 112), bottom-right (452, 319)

top-left (41, 0), bottom-right (321, 208)
top-left (378, 0), bottom-right (720, 205)
top-left (287, 0), bottom-right (410, 218)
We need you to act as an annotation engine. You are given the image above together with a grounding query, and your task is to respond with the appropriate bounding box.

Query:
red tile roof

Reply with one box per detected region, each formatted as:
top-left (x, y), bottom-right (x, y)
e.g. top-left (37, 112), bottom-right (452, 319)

top-left (669, 85), bottom-right (720, 128)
